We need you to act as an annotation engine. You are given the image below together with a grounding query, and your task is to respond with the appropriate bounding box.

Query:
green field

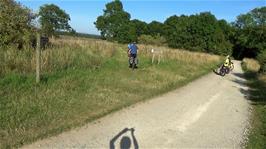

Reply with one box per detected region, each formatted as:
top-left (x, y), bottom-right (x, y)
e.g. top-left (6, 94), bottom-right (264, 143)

top-left (0, 37), bottom-right (220, 148)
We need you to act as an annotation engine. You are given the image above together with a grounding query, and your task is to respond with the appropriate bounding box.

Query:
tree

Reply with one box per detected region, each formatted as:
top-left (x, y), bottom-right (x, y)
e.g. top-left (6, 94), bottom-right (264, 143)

top-left (138, 34), bottom-right (166, 46)
top-left (233, 7), bottom-right (266, 57)
top-left (233, 6), bottom-right (266, 71)
top-left (164, 15), bottom-right (185, 48)
top-left (251, 7), bottom-right (266, 25)
top-left (235, 14), bottom-right (255, 28)
top-left (116, 22), bottom-right (137, 43)
top-left (0, 0), bottom-right (35, 48)
top-left (148, 21), bottom-right (165, 36)
top-left (95, 0), bottom-right (136, 43)
top-left (39, 4), bottom-right (73, 37)
top-left (258, 49), bottom-right (266, 73)
top-left (164, 12), bottom-right (232, 55)
top-left (131, 19), bottom-right (148, 37)
top-left (234, 7), bottom-right (266, 28)
top-left (195, 12), bottom-right (232, 55)
top-left (218, 19), bottom-right (234, 41)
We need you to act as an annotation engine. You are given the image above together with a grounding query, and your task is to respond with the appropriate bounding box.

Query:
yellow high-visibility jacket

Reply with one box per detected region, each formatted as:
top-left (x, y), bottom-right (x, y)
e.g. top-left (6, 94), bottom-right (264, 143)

top-left (224, 58), bottom-right (230, 67)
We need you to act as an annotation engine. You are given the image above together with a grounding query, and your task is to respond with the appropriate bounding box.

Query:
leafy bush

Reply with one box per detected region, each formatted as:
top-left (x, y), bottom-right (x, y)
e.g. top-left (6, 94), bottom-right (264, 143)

top-left (232, 7), bottom-right (266, 59)
top-left (164, 12), bottom-right (232, 55)
top-left (257, 49), bottom-right (266, 73)
top-left (0, 0), bottom-right (35, 48)
top-left (138, 34), bottom-right (166, 46)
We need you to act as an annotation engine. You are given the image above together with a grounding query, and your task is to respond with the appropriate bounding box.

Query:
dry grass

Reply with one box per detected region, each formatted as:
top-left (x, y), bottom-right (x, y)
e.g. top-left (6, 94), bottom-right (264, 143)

top-left (0, 36), bottom-right (117, 75)
top-left (259, 74), bottom-right (266, 81)
top-left (139, 44), bottom-right (220, 65)
top-left (51, 36), bottom-right (117, 58)
top-left (242, 58), bottom-right (260, 72)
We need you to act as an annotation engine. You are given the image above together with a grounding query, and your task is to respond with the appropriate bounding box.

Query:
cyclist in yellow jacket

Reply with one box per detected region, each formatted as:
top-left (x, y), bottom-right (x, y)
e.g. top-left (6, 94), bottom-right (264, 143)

top-left (214, 55), bottom-right (233, 75)
top-left (223, 55), bottom-right (230, 67)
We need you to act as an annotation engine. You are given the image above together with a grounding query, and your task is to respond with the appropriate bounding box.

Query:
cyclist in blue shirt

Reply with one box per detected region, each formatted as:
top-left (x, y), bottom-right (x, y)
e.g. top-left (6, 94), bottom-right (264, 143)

top-left (127, 42), bottom-right (138, 68)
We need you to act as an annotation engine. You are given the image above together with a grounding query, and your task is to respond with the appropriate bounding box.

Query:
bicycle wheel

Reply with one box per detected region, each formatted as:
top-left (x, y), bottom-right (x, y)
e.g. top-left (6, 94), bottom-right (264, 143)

top-left (219, 67), bottom-right (226, 76)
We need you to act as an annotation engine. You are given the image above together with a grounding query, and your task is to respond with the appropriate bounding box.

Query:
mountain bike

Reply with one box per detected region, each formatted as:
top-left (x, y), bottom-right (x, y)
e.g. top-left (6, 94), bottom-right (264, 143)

top-left (225, 62), bottom-right (234, 74)
top-left (219, 65), bottom-right (230, 76)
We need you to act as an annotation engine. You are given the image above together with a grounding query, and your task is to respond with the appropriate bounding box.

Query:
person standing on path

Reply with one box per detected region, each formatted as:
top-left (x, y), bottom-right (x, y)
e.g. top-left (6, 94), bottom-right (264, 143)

top-left (127, 42), bottom-right (138, 68)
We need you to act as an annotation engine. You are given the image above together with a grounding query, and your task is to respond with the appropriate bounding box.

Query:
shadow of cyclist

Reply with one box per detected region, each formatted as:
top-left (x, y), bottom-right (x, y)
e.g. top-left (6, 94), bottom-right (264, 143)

top-left (110, 128), bottom-right (139, 149)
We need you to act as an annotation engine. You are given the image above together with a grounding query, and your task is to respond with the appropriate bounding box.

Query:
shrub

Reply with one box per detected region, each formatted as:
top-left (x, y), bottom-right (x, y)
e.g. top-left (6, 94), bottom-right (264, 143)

top-left (257, 49), bottom-right (266, 73)
top-left (138, 34), bottom-right (166, 46)
top-left (0, 0), bottom-right (35, 48)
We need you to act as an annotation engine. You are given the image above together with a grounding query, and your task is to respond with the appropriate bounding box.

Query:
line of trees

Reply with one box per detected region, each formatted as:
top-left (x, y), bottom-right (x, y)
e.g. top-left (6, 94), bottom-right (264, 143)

top-left (95, 0), bottom-right (265, 72)
top-left (94, 0), bottom-right (233, 55)
top-left (232, 7), bottom-right (266, 72)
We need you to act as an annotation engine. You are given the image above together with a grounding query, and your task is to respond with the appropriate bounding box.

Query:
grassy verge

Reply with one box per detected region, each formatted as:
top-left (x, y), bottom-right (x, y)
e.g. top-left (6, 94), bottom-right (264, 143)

top-left (0, 37), bottom-right (220, 148)
top-left (242, 58), bottom-right (266, 148)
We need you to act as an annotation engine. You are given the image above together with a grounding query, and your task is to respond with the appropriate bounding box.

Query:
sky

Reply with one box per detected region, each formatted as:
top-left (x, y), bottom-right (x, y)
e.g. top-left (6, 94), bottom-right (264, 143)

top-left (17, 0), bottom-right (266, 35)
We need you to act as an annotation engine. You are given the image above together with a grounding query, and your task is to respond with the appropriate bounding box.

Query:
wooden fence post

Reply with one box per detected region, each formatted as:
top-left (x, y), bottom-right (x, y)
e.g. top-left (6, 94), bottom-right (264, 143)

top-left (36, 33), bottom-right (41, 83)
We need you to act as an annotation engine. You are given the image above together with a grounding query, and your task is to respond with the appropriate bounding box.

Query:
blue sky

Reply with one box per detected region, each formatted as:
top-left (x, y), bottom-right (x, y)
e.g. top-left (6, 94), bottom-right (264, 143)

top-left (17, 0), bottom-right (266, 35)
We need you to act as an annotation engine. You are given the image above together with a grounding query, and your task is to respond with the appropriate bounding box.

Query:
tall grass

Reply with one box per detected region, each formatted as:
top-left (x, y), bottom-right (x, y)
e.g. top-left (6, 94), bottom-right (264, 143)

top-left (0, 36), bottom-right (221, 148)
top-left (242, 58), bottom-right (266, 149)
top-left (139, 44), bottom-right (220, 64)
top-left (0, 36), bottom-right (117, 76)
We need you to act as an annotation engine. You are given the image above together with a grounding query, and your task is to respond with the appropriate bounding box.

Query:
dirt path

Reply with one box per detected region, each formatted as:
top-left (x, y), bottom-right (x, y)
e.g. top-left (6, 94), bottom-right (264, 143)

top-left (22, 60), bottom-right (250, 149)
